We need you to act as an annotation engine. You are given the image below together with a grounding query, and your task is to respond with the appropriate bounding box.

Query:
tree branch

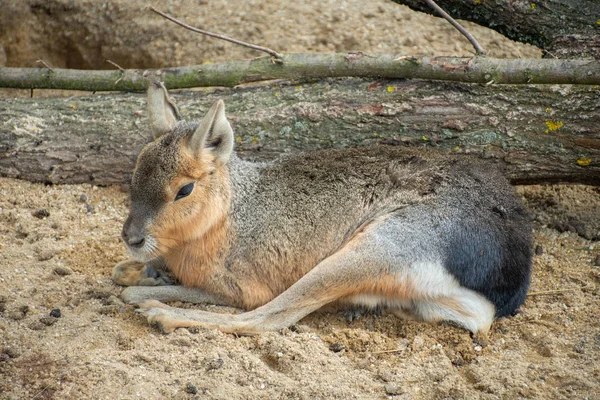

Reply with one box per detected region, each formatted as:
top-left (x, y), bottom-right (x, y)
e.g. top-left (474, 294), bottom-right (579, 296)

top-left (1, 55), bottom-right (599, 91)
top-left (423, 0), bottom-right (485, 55)
top-left (147, 5), bottom-right (283, 62)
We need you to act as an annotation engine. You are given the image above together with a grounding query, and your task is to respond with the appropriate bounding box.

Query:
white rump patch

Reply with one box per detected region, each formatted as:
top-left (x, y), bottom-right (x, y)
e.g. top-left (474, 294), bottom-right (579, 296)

top-left (345, 260), bottom-right (495, 334)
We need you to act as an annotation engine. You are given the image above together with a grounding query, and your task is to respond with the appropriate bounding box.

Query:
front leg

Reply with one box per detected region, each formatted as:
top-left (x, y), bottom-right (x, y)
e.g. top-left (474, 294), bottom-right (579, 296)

top-left (135, 228), bottom-right (391, 334)
top-left (112, 259), bottom-right (175, 287)
top-left (122, 285), bottom-right (230, 306)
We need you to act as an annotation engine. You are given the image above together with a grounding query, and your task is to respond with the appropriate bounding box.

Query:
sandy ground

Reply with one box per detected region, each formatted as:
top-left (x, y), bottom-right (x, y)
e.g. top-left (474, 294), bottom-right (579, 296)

top-left (1, 1), bottom-right (599, 399)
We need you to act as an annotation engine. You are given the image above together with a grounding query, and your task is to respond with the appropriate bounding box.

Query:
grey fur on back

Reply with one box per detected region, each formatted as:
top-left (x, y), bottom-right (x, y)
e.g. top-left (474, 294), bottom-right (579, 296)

top-left (225, 146), bottom-right (532, 316)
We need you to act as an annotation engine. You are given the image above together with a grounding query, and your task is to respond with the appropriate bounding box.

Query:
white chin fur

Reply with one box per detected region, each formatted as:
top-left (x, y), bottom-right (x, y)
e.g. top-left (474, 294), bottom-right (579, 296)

top-left (127, 236), bottom-right (159, 263)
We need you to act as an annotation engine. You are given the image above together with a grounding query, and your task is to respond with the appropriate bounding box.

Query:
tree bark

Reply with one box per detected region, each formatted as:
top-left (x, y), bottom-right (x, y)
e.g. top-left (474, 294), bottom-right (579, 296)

top-left (1, 78), bottom-right (598, 186)
top-left (1, 55), bottom-right (600, 91)
top-left (391, 0), bottom-right (600, 59)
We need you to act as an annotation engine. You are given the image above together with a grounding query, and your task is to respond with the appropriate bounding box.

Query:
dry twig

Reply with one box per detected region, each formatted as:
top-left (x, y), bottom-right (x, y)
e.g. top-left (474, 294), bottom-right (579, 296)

top-left (35, 59), bottom-right (53, 71)
top-left (147, 5), bottom-right (283, 62)
top-left (372, 348), bottom-right (406, 354)
top-left (106, 59), bottom-right (125, 71)
top-left (423, 0), bottom-right (485, 55)
top-left (527, 288), bottom-right (578, 296)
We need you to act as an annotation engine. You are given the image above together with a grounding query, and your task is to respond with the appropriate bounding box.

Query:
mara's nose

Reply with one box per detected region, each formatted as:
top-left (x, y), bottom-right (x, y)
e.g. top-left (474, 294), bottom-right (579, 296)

top-left (122, 216), bottom-right (146, 249)
top-left (126, 235), bottom-right (145, 249)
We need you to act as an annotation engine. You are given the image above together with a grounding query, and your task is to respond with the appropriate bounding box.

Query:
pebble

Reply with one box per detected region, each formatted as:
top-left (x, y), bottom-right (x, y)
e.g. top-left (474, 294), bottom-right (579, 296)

top-left (39, 316), bottom-right (58, 326)
top-left (185, 383), bottom-right (198, 394)
top-left (206, 357), bottom-right (224, 371)
top-left (32, 209), bottom-right (50, 219)
top-left (7, 305), bottom-right (29, 321)
top-left (535, 245), bottom-right (543, 255)
top-left (98, 305), bottom-right (120, 316)
top-left (290, 324), bottom-right (312, 334)
top-left (79, 193), bottom-right (88, 203)
top-left (38, 249), bottom-right (59, 261)
top-left (329, 342), bottom-right (345, 353)
top-left (378, 371), bottom-right (393, 383)
top-left (3, 347), bottom-right (20, 359)
top-left (107, 295), bottom-right (124, 307)
top-left (384, 384), bottom-right (404, 395)
top-left (573, 340), bottom-right (586, 354)
top-left (28, 321), bottom-right (46, 330)
top-left (472, 335), bottom-right (489, 348)
top-left (594, 254), bottom-right (600, 267)
top-left (85, 204), bottom-right (95, 214)
top-left (53, 266), bottom-right (73, 276)
top-left (50, 309), bottom-right (61, 318)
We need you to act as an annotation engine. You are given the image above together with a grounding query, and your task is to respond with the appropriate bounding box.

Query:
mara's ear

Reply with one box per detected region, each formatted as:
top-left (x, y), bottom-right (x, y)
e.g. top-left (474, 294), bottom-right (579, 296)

top-left (147, 81), bottom-right (181, 139)
top-left (185, 100), bottom-right (234, 167)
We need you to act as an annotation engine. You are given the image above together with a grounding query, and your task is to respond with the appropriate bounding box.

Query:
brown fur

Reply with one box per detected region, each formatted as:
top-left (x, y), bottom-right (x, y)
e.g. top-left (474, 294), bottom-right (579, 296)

top-left (114, 83), bottom-right (531, 335)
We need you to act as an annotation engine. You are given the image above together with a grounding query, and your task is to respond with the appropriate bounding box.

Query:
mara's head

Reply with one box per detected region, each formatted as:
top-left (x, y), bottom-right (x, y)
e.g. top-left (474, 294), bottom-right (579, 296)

top-left (122, 82), bottom-right (234, 263)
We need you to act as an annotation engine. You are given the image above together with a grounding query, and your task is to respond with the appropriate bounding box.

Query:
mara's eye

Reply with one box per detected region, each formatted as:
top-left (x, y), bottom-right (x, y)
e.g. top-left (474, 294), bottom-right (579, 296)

top-left (175, 183), bottom-right (194, 201)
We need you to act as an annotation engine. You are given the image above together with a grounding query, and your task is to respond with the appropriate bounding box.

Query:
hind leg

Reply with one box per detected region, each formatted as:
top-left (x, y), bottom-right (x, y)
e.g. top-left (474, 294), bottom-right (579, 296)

top-left (410, 285), bottom-right (495, 334)
top-left (344, 260), bottom-right (496, 334)
top-left (135, 221), bottom-right (408, 333)
top-left (135, 216), bottom-right (496, 334)
top-left (385, 279), bottom-right (495, 334)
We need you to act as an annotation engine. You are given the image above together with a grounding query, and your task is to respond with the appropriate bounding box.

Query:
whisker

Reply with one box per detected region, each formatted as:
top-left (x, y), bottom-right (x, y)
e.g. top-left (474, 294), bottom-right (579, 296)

top-left (152, 235), bottom-right (188, 244)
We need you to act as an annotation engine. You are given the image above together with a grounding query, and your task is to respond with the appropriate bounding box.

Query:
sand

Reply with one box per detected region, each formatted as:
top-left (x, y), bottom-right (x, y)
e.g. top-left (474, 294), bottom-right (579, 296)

top-left (0, 1), bottom-right (598, 399)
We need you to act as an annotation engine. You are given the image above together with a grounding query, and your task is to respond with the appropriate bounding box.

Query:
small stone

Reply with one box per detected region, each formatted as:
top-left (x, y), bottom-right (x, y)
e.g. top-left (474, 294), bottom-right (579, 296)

top-left (472, 335), bottom-right (489, 348)
top-left (53, 266), bottom-right (73, 276)
top-left (40, 316), bottom-right (58, 326)
top-left (290, 324), bottom-right (312, 334)
top-left (384, 384), bottom-right (404, 396)
top-left (85, 204), bottom-right (95, 214)
top-left (535, 245), bottom-right (543, 255)
top-left (185, 383), bottom-right (198, 394)
top-left (98, 305), bottom-right (120, 316)
top-left (38, 249), bottom-right (59, 261)
top-left (49, 308), bottom-right (61, 318)
top-left (329, 342), bottom-right (345, 353)
top-left (206, 357), bottom-right (224, 371)
top-left (170, 337), bottom-right (192, 347)
top-left (378, 371), bottom-right (394, 383)
top-left (573, 340), bottom-right (586, 354)
top-left (106, 295), bottom-right (124, 307)
top-left (7, 305), bottom-right (29, 321)
top-left (79, 193), bottom-right (88, 203)
top-left (452, 356), bottom-right (465, 367)
top-left (28, 321), bottom-right (46, 330)
top-left (32, 209), bottom-right (50, 219)
top-left (594, 254), bottom-right (600, 267)
top-left (3, 347), bottom-right (20, 359)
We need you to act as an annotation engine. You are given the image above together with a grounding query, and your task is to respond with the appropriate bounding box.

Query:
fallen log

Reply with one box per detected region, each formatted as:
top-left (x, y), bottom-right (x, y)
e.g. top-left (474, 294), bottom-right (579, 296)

top-left (1, 78), bottom-right (598, 185)
top-left (392, 0), bottom-right (600, 59)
